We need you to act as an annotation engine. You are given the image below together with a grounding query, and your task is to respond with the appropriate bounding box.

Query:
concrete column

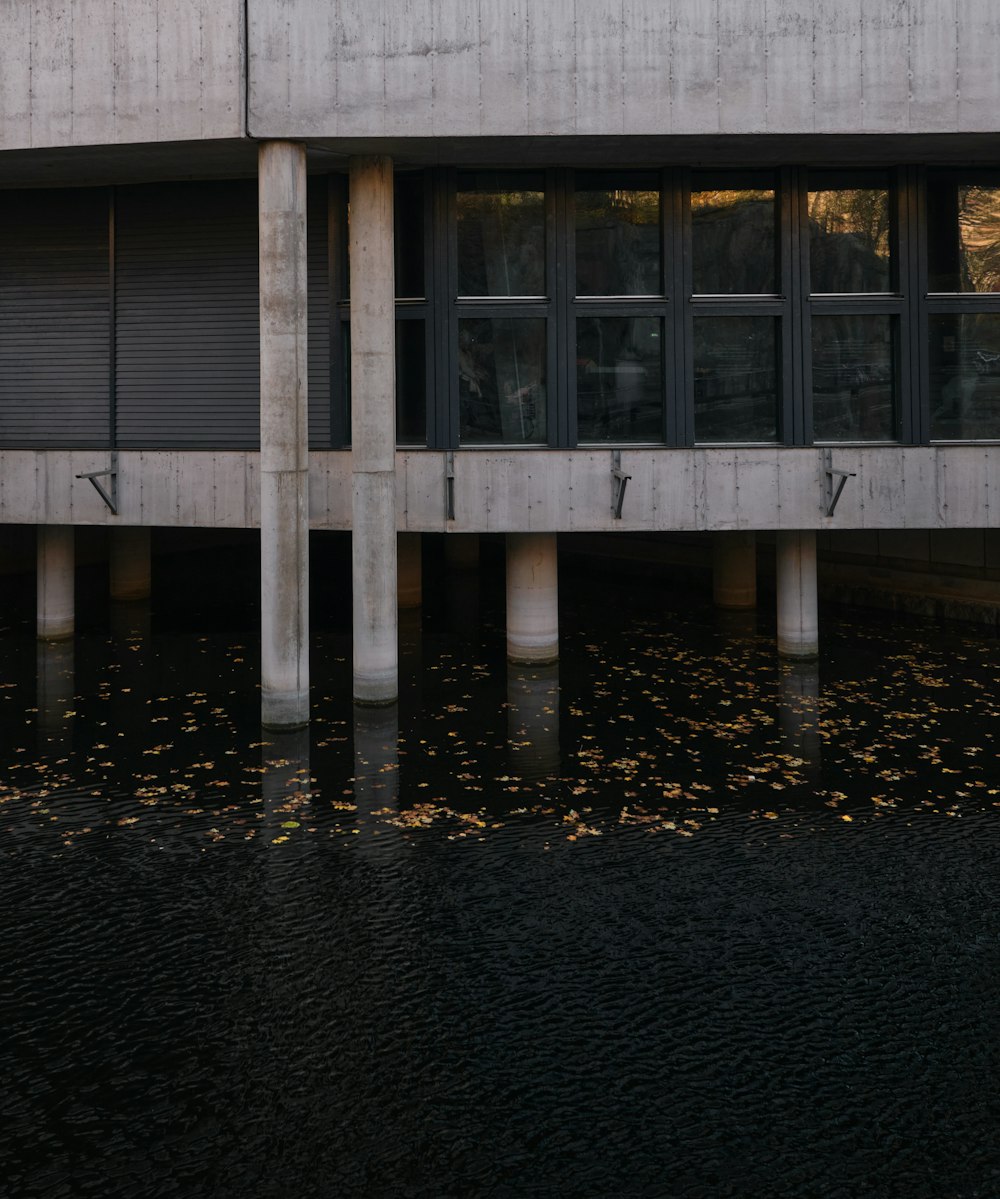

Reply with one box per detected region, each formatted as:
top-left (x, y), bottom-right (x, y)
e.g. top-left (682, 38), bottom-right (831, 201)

top-left (713, 531), bottom-right (757, 609)
top-left (350, 155), bottom-right (397, 704)
top-left (776, 530), bottom-right (819, 659)
top-left (398, 533), bottom-right (422, 609)
top-left (109, 527), bottom-right (151, 601)
top-left (37, 526), bottom-right (75, 640)
top-left (259, 140), bottom-right (310, 728)
top-left (506, 532), bottom-right (559, 664)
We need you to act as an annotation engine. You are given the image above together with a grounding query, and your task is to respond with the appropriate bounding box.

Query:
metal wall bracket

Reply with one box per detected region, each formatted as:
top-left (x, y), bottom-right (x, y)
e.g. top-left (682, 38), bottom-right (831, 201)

top-left (821, 448), bottom-right (855, 517)
top-left (76, 452), bottom-right (119, 515)
top-left (611, 450), bottom-right (631, 519)
top-left (445, 451), bottom-right (456, 521)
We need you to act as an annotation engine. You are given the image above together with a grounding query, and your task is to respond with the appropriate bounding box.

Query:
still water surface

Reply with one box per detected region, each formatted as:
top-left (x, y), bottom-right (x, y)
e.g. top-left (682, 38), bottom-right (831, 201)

top-left (2, 551), bottom-right (1000, 1197)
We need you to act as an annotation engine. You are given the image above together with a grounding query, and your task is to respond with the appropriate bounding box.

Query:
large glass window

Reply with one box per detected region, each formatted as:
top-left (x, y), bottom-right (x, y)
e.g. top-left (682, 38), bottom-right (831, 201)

top-left (930, 314), bottom-right (1000, 440)
top-left (456, 172), bottom-right (546, 297)
top-left (812, 315), bottom-right (896, 442)
top-left (576, 317), bottom-right (663, 441)
top-left (692, 185), bottom-right (777, 295)
top-left (808, 179), bottom-right (892, 293)
top-left (693, 317), bottom-right (779, 443)
top-left (928, 178), bottom-right (1000, 294)
top-left (575, 175), bottom-right (660, 296)
top-left (458, 317), bottom-right (546, 444)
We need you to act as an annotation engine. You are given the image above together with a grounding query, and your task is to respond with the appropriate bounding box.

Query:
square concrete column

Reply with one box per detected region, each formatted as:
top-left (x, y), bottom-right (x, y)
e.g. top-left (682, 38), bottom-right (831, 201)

top-left (350, 155), bottom-right (397, 704)
top-left (713, 531), bottom-right (757, 609)
top-left (776, 530), bottom-right (819, 659)
top-left (109, 527), bottom-right (151, 601)
top-left (259, 140), bottom-right (310, 728)
top-left (507, 532), bottom-right (559, 664)
top-left (37, 525), bottom-right (75, 640)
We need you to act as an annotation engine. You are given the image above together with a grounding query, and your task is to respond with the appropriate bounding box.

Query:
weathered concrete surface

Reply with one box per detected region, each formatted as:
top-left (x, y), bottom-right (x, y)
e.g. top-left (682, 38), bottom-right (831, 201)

top-left (713, 531), bottom-right (757, 609)
top-left (507, 532), bottom-right (559, 664)
top-left (350, 155), bottom-right (397, 704)
top-left (248, 0), bottom-right (1000, 139)
top-left (777, 530), bottom-right (819, 658)
top-left (0, 0), bottom-right (245, 151)
top-left (109, 527), bottom-right (151, 600)
top-left (36, 525), bottom-right (74, 639)
top-left (259, 141), bottom-right (309, 728)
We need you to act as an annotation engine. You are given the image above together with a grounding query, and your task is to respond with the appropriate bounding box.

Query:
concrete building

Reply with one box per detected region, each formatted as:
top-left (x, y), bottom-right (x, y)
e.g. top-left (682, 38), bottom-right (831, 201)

top-left (3, 1), bottom-right (1000, 725)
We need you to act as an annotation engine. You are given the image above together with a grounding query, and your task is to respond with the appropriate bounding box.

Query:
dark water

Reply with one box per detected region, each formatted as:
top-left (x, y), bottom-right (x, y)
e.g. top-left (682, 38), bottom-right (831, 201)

top-left (3, 547), bottom-right (1000, 1198)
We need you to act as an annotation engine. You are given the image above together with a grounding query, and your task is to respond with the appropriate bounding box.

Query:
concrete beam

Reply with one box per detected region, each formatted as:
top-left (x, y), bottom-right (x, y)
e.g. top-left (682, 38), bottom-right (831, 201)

top-left (507, 532), bottom-right (559, 664)
top-left (37, 525), bottom-right (74, 639)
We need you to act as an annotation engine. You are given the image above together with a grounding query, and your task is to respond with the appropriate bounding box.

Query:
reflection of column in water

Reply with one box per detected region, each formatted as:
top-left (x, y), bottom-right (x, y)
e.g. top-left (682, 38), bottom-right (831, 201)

top-left (715, 608), bottom-right (758, 640)
top-left (261, 727), bottom-right (311, 837)
top-left (353, 702), bottom-right (399, 819)
top-left (507, 662), bottom-right (561, 781)
top-left (398, 607), bottom-right (423, 714)
top-left (778, 661), bottom-right (822, 773)
top-left (36, 640), bottom-right (75, 754)
top-left (109, 599), bottom-right (152, 758)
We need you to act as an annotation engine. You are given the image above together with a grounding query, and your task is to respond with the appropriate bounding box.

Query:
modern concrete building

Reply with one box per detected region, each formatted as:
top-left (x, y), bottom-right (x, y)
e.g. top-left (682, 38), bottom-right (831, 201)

top-left (3, 1), bottom-right (1000, 725)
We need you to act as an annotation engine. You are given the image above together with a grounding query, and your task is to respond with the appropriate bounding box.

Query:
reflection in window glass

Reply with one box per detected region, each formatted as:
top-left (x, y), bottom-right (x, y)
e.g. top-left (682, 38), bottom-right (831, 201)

top-left (928, 182), bottom-right (1000, 292)
top-left (575, 183), bottom-right (660, 295)
top-left (812, 315), bottom-right (896, 441)
top-left (576, 317), bottom-right (662, 441)
top-left (394, 174), bottom-right (425, 299)
top-left (809, 188), bottom-right (891, 293)
top-left (693, 317), bottom-right (778, 443)
top-left (396, 321), bottom-right (425, 444)
top-left (692, 189), bottom-right (776, 294)
top-left (930, 314), bottom-right (1000, 440)
top-left (456, 173), bottom-right (545, 296)
top-left (459, 318), bottom-right (546, 444)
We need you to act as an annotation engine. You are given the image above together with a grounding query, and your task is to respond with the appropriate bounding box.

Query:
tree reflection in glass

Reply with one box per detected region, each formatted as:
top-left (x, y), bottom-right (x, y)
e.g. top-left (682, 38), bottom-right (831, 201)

top-left (809, 188), bottom-right (891, 293)
top-left (576, 317), bottom-right (662, 441)
top-left (928, 183), bottom-right (1000, 293)
top-left (812, 314), bottom-right (896, 441)
top-left (930, 314), bottom-right (1000, 439)
top-left (575, 182), bottom-right (660, 295)
top-left (693, 316), bottom-right (778, 443)
top-left (457, 173), bottom-right (546, 296)
top-left (458, 317), bottom-right (546, 444)
top-left (691, 189), bottom-right (776, 294)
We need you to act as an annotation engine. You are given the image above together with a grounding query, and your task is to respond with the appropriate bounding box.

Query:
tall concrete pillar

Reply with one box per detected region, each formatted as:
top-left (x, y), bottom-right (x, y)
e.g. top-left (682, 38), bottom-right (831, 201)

top-left (398, 533), bottom-right (422, 609)
top-left (109, 527), bottom-right (151, 601)
top-left (713, 531), bottom-right (757, 609)
top-left (37, 526), bottom-right (75, 640)
top-left (259, 140), bottom-right (310, 728)
top-left (506, 532), bottom-right (559, 664)
top-left (350, 155), bottom-right (397, 704)
top-left (776, 530), bottom-right (819, 659)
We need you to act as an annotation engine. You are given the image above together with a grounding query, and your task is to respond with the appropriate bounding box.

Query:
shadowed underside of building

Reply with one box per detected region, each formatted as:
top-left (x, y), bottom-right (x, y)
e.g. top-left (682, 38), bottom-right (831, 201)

top-left (3, 0), bottom-right (1000, 724)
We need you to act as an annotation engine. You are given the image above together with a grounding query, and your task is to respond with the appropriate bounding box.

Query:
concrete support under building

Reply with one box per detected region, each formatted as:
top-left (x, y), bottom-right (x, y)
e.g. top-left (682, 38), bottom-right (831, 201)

top-left (109, 527), bottom-right (151, 601)
top-left (506, 532), bottom-right (559, 664)
top-left (350, 155), bottom-right (397, 705)
top-left (37, 526), bottom-right (74, 640)
top-left (398, 533), bottom-right (422, 609)
top-left (776, 530), bottom-right (819, 659)
top-left (259, 140), bottom-right (310, 728)
top-left (713, 531), bottom-right (757, 609)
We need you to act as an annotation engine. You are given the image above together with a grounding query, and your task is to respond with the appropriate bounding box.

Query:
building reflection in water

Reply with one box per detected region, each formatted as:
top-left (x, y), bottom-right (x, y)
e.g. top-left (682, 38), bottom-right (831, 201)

top-left (778, 660), bottom-right (822, 773)
top-left (714, 608), bottom-right (758, 640)
top-left (261, 727), bottom-right (312, 838)
top-left (353, 703), bottom-right (399, 817)
top-left (36, 640), bottom-right (75, 754)
top-left (507, 662), bottom-right (561, 781)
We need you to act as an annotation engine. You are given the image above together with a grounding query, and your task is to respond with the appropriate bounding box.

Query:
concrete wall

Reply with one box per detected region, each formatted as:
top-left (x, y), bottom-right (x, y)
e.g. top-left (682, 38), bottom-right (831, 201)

top-left (247, 0), bottom-right (1000, 140)
top-left (4, 446), bottom-right (1000, 533)
top-left (0, 0), bottom-right (245, 151)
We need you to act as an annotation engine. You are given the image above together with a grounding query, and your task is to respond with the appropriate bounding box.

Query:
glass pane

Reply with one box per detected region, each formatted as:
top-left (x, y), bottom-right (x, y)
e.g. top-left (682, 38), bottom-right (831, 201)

top-left (928, 181), bottom-right (1000, 292)
top-left (459, 317), bottom-right (546, 444)
top-left (693, 317), bottom-right (778, 443)
top-left (457, 172), bottom-right (545, 296)
top-left (341, 322), bottom-right (351, 445)
top-left (930, 314), bottom-right (1000, 439)
top-left (809, 188), bottom-right (891, 293)
top-left (394, 174), bottom-right (425, 299)
top-left (396, 321), bottom-right (425, 444)
top-left (692, 189), bottom-right (776, 294)
top-left (575, 183), bottom-right (660, 295)
top-left (812, 315), bottom-right (896, 441)
top-left (576, 317), bottom-right (663, 441)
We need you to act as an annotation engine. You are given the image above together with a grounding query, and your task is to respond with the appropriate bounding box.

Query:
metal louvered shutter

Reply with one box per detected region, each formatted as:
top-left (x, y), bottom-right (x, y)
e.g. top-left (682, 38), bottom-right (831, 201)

top-left (0, 188), bottom-right (111, 448)
top-left (308, 177), bottom-right (332, 448)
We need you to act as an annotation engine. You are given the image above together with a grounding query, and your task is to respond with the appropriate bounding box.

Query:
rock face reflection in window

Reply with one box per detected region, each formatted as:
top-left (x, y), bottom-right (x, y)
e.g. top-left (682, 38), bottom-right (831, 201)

top-left (458, 318), bottom-right (546, 444)
top-left (575, 179), bottom-right (660, 296)
top-left (456, 173), bottom-right (546, 297)
top-left (809, 187), bottom-right (891, 293)
top-left (576, 317), bottom-right (662, 441)
top-left (812, 314), bottom-right (896, 441)
top-left (928, 183), bottom-right (1000, 293)
top-left (693, 317), bottom-right (778, 443)
top-left (692, 188), bottom-right (776, 294)
top-left (930, 314), bottom-right (1000, 439)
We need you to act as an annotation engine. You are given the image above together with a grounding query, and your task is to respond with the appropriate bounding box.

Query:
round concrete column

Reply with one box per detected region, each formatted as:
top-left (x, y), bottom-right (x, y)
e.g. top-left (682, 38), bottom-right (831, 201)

top-left (776, 530), bottom-right (819, 659)
top-left (109, 527), bottom-right (151, 601)
top-left (259, 140), bottom-right (310, 728)
top-left (713, 531), bottom-right (757, 609)
top-left (506, 532), bottom-right (559, 664)
top-left (398, 533), bottom-right (422, 609)
top-left (37, 526), bottom-right (74, 640)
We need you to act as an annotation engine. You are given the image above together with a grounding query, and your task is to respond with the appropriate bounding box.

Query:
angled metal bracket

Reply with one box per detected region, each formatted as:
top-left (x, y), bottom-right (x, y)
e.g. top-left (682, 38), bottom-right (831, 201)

top-left (445, 451), bottom-right (456, 521)
top-left (76, 452), bottom-right (119, 515)
top-left (821, 448), bottom-right (855, 518)
top-left (611, 449), bottom-right (631, 519)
